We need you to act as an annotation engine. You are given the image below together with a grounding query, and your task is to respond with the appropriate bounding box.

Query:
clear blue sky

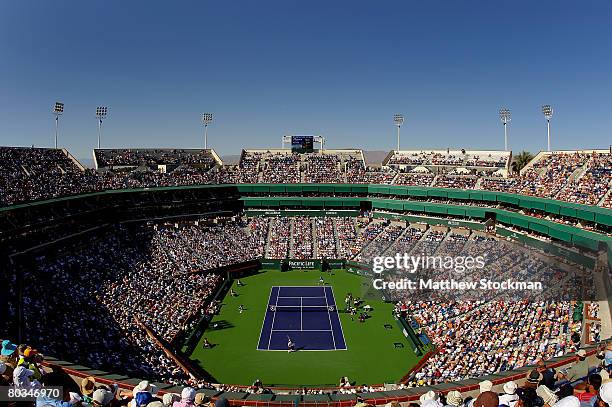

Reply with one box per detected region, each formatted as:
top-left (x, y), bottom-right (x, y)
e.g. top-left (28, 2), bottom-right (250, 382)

top-left (1, 1), bottom-right (611, 159)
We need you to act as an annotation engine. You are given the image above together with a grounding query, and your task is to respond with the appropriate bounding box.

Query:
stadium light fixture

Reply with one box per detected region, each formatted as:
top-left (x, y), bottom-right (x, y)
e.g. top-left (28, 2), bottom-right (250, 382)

top-left (499, 108), bottom-right (511, 151)
top-left (394, 114), bottom-right (404, 151)
top-left (53, 102), bottom-right (64, 149)
top-left (201, 113), bottom-right (214, 149)
top-left (96, 106), bottom-right (108, 149)
top-left (542, 105), bottom-right (553, 151)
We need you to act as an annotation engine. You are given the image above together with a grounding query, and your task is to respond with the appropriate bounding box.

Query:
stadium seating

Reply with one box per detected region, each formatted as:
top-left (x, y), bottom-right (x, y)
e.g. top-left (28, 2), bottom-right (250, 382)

top-left (1, 147), bottom-right (611, 208)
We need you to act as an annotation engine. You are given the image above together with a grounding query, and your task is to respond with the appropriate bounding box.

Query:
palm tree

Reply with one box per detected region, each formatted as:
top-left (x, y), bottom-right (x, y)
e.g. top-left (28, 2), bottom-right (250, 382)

top-left (511, 151), bottom-right (535, 174)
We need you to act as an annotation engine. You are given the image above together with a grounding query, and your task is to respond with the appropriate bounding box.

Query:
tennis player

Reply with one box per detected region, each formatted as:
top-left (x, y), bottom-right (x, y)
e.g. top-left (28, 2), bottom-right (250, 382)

top-left (287, 337), bottom-right (296, 353)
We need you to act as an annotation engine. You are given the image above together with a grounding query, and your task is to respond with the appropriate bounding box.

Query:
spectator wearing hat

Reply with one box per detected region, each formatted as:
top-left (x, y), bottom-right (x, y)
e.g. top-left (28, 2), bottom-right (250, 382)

top-left (445, 391), bottom-right (464, 407)
top-left (13, 365), bottom-right (39, 389)
top-left (536, 360), bottom-right (557, 390)
top-left (499, 381), bottom-right (519, 407)
top-left (194, 393), bottom-right (210, 407)
top-left (80, 376), bottom-right (97, 404)
top-left (131, 380), bottom-right (158, 407)
top-left (162, 393), bottom-right (179, 407)
top-left (90, 389), bottom-right (110, 407)
top-left (419, 392), bottom-right (441, 407)
top-left (596, 382), bottom-right (612, 407)
top-left (173, 387), bottom-right (196, 407)
top-left (517, 370), bottom-right (544, 407)
top-left (0, 340), bottom-right (18, 366)
top-left (479, 380), bottom-right (494, 394)
top-left (553, 396), bottom-right (581, 407)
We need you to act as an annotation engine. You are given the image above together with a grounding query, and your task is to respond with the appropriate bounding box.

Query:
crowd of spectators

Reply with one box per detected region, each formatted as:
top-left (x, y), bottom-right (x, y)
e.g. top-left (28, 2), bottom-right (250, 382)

top-left (395, 172), bottom-right (435, 186)
top-left (555, 153), bottom-right (612, 206)
top-left (0, 147), bottom-right (97, 206)
top-left (305, 154), bottom-right (342, 183)
top-left (8, 217), bottom-right (269, 384)
top-left (95, 149), bottom-right (218, 168)
top-left (316, 217), bottom-right (338, 258)
top-left (1, 147), bottom-right (611, 208)
top-left (266, 217), bottom-right (291, 259)
top-left (356, 223), bottom-right (404, 263)
top-left (1, 337), bottom-right (610, 406)
top-left (2, 211), bottom-right (609, 402)
top-left (291, 217), bottom-right (315, 259)
top-left (387, 150), bottom-right (509, 168)
top-left (433, 175), bottom-right (479, 189)
top-left (482, 151), bottom-right (611, 206)
top-left (335, 217), bottom-right (360, 259)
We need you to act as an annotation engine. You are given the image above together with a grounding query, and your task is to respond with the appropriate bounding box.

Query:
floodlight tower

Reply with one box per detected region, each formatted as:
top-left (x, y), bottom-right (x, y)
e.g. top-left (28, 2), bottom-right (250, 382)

top-left (201, 113), bottom-right (213, 149)
top-left (95, 106), bottom-right (108, 149)
top-left (542, 105), bottom-right (553, 151)
top-left (53, 102), bottom-right (64, 149)
top-left (499, 108), bottom-right (511, 151)
top-left (394, 114), bottom-right (404, 151)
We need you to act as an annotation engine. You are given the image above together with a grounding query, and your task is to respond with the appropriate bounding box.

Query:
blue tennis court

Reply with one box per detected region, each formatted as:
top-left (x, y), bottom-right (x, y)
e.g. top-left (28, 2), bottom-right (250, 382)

top-left (257, 286), bottom-right (347, 351)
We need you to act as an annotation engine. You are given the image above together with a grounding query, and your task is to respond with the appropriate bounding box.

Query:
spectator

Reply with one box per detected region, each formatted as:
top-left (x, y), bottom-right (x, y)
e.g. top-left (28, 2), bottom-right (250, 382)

top-left (445, 391), bottom-right (464, 407)
top-left (163, 393), bottom-right (180, 407)
top-left (499, 381), bottom-right (519, 407)
top-left (173, 387), bottom-right (196, 407)
top-left (13, 365), bottom-right (38, 388)
top-left (598, 382), bottom-right (612, 407)
top-left (80, 376), bottom-right (97, 404)
top-left (194, 393), bottom-right (210, 407)
top-left (564, 350), bottom-right (591, 384)
top-left (0, 362), bottom-right (10, 386)
top-left (473, 392), bottom-right (499, 407)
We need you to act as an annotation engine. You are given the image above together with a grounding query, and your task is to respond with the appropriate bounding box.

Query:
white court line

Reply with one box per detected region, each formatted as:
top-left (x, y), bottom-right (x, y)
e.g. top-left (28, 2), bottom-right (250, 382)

top-left (271, 329), bottom-right (333, 332)
top-left (323, 288), bottom-right (337, 350)
top-left (267, 288), bottom-right (280, 350)
top-left (256, 286), bottom-right (276, 351)
top-left (256, 286), bottom-right (348, 352)
top-left (277, 296), bottom-right (327, 298)
top-left (327, 286), bottom-right (348, 350)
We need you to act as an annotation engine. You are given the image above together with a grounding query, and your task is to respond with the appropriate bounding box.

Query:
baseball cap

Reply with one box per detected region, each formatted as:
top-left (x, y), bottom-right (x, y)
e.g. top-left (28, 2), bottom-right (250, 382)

top-left (577, 349), bottom-right (587, 358)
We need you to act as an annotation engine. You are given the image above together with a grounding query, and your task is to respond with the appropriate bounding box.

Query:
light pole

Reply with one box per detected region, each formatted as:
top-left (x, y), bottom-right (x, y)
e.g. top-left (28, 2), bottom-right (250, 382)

top-left (499, 108), bottom-right (511, 151)
top-left (542, 105), bottom-right (553, 151)
top-left (53, 102), bottom-right (64, 149)
top-left (95, 106), bottom-right (108, 149)
top-left (394, 114), bottom-right (404, 151)
top-left (201, 113), bottom-right (213, 149)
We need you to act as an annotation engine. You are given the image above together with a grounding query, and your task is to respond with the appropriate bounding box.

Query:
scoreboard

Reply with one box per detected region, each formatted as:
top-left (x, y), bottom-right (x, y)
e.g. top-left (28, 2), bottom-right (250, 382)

top-left (291, 135), bottom-right (314, 153)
